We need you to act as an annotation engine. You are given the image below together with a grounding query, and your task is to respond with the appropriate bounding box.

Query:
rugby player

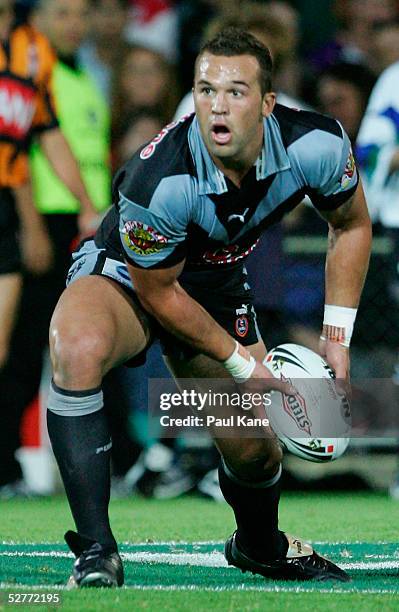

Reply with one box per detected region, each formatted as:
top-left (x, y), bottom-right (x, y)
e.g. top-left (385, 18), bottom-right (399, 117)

top-left (48, 28), bottom-right (372, 586)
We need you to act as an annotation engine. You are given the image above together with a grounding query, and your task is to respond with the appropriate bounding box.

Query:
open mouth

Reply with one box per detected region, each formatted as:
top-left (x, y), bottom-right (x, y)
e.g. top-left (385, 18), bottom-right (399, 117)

top-left (211, 124), bottom-right (232, 145)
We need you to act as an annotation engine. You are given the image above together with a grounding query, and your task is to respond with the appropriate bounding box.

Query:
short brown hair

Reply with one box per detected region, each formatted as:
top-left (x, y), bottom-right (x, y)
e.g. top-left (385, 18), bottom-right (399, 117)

top-left (197, 27), bottom-right (273, 95)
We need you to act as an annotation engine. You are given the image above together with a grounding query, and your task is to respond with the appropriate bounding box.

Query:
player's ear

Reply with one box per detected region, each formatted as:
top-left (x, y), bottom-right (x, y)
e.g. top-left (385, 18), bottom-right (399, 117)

top-left (261, 92), bottom-right (276, 118)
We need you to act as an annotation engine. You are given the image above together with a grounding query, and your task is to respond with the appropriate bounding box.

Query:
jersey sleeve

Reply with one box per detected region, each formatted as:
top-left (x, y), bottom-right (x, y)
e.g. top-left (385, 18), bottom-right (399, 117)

top-left (117, 175), bottom-right (190, 269)
top-left (304, 124), bottom-right (359, 211)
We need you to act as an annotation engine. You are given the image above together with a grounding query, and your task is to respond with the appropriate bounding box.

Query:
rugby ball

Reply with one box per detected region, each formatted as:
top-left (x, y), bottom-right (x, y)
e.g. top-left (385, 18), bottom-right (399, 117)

top-left (264, 344), bottom-right (351, 462)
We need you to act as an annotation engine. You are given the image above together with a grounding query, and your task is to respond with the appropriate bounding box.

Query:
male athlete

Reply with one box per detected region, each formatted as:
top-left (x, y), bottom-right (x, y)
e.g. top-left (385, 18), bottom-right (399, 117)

top-left (48, 29), bottom-right (372, 587)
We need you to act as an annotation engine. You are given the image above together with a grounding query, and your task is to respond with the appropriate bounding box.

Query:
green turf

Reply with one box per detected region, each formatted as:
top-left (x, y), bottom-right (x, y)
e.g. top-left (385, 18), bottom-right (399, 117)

top-left (1, 492), bottom-right (399, 611)
top-left (1, 590), bottom-right (399, 612)
top-left (1, 492), bottom-right (398, 543)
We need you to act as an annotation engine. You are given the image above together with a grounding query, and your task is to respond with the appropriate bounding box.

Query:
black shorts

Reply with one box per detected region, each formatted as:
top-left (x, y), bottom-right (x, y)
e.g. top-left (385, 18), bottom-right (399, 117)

top-left (0, 188), bottom-right (20, 275)
top-left (66, 239), bottom-right (261, 365)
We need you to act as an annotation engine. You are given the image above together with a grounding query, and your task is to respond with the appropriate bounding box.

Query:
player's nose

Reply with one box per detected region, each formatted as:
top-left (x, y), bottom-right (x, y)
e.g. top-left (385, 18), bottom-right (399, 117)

top-left (212, 92), bottom-right (228, 114)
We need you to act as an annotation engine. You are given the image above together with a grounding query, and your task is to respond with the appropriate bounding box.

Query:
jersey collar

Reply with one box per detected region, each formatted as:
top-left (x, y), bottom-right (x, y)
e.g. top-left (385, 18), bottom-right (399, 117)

top-left (188, 114), bottom-right (291, 196)
top-left (257, 114), bottom-right (291, 180)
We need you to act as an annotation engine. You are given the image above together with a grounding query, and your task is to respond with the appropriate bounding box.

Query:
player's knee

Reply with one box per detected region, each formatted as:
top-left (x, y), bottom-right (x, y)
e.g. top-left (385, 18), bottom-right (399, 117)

top-left (50, 320), bottom-right (113, 386)
top-left (230, 439), bottom-right (282, 481)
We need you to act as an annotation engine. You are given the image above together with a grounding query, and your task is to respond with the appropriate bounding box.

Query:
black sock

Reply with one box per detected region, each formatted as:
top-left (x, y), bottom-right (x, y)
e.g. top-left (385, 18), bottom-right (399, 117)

top-left (47, 407), bottom-right (117, 552)
top-left (218, 461), bottom-right (287, 561)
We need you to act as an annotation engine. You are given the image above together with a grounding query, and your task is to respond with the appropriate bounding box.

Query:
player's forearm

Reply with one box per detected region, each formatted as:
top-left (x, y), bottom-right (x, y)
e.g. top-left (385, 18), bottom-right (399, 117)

top-left (325, 220), bottom-right (372, 307)
top-left (14, 180), bottom-right (47, 233)
top-left (39, 128), bottom-right (96, 213)
top-left (137, 283), bottom-right (236, 362)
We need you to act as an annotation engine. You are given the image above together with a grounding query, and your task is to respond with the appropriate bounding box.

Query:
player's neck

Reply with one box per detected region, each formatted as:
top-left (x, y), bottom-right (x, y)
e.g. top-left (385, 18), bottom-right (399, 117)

top-left (211, 148), bottom-right (262, 188)
top-left (211, 127), bottom-right (264, 187)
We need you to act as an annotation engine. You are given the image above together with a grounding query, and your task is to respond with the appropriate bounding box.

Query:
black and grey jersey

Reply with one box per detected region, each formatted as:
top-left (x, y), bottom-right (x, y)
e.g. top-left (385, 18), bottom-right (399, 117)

top-left (96, 104), bottom-right (358, 272)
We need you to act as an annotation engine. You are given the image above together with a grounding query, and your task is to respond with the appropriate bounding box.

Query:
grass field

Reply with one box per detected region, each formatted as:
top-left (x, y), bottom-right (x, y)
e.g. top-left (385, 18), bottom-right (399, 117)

top-left (1, 492), bottom-right (399, 610)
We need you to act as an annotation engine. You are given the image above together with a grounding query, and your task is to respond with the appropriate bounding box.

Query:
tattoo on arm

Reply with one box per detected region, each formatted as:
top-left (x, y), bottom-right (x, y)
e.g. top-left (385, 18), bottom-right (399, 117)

top-left (323, 194), bottom-right (356, 229)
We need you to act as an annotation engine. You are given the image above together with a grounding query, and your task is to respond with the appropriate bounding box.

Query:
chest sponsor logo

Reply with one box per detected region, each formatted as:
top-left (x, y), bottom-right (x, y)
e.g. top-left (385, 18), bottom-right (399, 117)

top-left (202, 239), bottom-right (259, 265)
top-left (281, 375), bottom-right (312, 435)
top-left (0, 76), bottom-right (36, 140)
top-left (122, 220), bottom-right (168, 255)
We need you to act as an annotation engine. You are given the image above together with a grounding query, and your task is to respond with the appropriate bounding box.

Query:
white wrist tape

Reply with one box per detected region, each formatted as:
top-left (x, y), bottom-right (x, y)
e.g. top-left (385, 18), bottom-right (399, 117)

top-left (223, 341), bottom-right (256, 383)
top-left (322, 304), bottom-right (357, 347)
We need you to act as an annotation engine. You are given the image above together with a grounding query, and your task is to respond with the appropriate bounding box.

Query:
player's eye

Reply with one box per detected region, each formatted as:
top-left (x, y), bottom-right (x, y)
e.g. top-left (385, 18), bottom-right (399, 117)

top-left (200, 87), bottom-right (213, 95)
top-left (231, 89), bottom-right (243, 98)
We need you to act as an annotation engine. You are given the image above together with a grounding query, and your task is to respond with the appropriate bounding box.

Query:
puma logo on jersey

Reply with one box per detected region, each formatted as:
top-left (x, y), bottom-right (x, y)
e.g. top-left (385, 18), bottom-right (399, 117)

top-left (227, 208), bottom-right (249, 223)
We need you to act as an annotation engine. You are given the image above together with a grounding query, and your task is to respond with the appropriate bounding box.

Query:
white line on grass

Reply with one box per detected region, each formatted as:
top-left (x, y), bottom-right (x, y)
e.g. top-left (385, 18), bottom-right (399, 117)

top-left (1, 550), bottom-right (399, 571)
top-left (0, 582), bottom-right (398, 596)
top-left (2, 540), bottom-right (397, 547)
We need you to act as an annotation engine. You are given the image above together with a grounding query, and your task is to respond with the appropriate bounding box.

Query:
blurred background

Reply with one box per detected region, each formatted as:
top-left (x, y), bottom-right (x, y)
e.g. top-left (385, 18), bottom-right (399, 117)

top-left (2, 0), bottom-right (399, 503)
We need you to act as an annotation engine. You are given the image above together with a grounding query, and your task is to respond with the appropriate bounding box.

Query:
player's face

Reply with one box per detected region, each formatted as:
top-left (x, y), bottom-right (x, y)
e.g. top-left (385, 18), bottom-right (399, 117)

top-left (193, 53), bottom-right (275, 173)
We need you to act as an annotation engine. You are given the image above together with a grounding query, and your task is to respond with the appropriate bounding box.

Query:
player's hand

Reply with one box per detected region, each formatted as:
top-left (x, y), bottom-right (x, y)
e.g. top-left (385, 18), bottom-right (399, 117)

top-left (319, 337), bottom-right (350, 395)
top-left (248, 360), bottom-right (297, 396)
top-left (78, 209), bottom-right (101, 237)
top-left (20, 226), bottom-right (54, 275)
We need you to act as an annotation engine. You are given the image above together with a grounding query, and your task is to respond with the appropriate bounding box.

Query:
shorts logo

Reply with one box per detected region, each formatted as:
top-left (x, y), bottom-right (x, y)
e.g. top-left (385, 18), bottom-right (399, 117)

top-left (122, 221), bottom-right (168, 255)
top-left (281, 375), bottom-right (312, 435)
top-left (340, 149), bottom-right (356, 189)
top-left (235, 304), bottom-right (249, 337)
top-left (235, 315), bottom-right (249, 337)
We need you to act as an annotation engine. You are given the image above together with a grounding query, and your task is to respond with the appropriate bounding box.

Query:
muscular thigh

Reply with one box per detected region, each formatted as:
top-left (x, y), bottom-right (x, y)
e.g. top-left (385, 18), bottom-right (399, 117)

top-left (50, 275), bottom-right (152, 380)
top-left (165, 340), bottom-right (267, 378)
top-left (165, 340), bottom-right (281, 474)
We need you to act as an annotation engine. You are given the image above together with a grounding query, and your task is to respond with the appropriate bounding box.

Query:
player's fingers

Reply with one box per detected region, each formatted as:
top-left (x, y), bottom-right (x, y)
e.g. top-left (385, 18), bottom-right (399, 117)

top-left (250, 362), bottom-right (296, 395)
top-left (319, 336), bottom-right (327, 357)
top-left (329, 357), bottom-right (350, 396)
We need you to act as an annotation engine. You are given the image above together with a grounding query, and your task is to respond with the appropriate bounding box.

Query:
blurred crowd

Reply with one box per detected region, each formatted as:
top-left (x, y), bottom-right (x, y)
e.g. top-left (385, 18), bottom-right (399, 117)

top-left (2, 0), bottom-right (399, 500)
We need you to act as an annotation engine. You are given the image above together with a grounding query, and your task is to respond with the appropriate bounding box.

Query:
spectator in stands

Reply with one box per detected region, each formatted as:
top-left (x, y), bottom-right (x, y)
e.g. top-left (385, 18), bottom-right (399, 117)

top-left (370, 20), bottom-right (399, 75)
top-left (174, 1), bottom-right (311, 119)
top-left (176, 0), bottom-right (240, 92)
top-left (308, 0), bottom-right (399, 74)
top-left (114, 110), bottom-right (163, 167)
top-left (125, 0), bottom-right (178, 64)
top-left (357, 59), bottom-right (399, 232)
top-left (262, 1), bottom-right (303, 102)
top-left (0, 0), bottom-right (138, 499)
top-left (78, 0), bottom-right (130, 103)
top-left (0, 0), bottom-right (102, 497)
top-left (356, 57), bottom-right (399, 498)
top-left (316, 62), bottom-right (375, 144)
top-left (112, 44), bottom-right (179, 141)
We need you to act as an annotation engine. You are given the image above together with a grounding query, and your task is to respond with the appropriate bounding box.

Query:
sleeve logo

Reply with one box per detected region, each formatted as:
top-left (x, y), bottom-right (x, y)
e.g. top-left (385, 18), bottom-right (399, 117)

top-left (340, 149), bottom-right (356, 189)
top-left (139, 114), bottom-right (193, 160)
top-left (122, 221), bottom-right (168, 255)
